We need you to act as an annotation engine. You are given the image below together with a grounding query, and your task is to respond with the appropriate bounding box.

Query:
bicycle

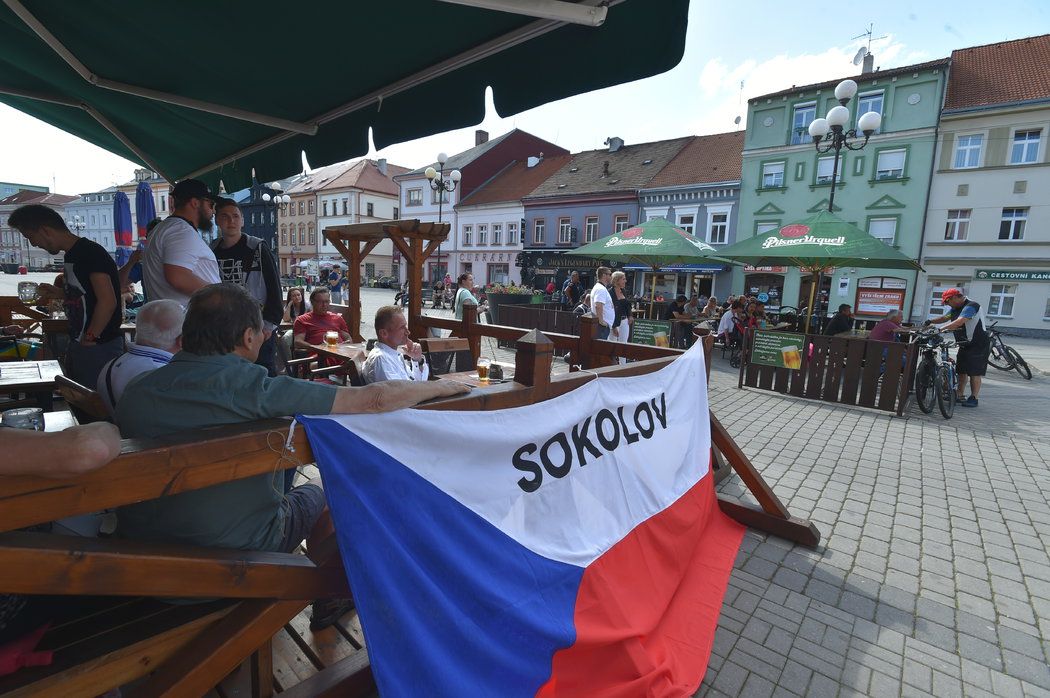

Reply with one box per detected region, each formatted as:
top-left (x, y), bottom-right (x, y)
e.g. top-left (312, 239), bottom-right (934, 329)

top-left (986, 321), bottom-right (1032, 380)
top-left (912, 328), bottom-right (964, 419)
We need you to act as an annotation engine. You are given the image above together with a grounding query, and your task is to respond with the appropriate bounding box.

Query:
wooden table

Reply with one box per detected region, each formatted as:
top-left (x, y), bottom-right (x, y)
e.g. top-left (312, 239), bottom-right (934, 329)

top-left (440, 368), bottom-right (518, 389)
top-left (307, 342), bottom-right (369, 366)
top-left (0, 359), bottom-right (62, 410)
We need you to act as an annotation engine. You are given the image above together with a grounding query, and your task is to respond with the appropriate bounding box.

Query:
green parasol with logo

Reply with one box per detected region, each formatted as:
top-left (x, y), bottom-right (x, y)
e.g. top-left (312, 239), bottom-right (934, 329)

top-left (564, 217), bottom-right (729, 317)
top-left (713, 210), bottom-right (922, 333)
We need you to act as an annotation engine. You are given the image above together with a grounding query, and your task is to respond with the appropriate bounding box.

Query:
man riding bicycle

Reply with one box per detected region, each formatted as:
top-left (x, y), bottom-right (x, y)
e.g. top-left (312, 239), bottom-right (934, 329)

top-left (924, 288), bottom-right (989, 407)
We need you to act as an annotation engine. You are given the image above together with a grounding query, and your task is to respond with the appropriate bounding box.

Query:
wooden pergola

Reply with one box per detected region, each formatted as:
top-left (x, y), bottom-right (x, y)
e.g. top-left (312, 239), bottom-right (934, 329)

top-left (323, 219), bottom-right (450, 341)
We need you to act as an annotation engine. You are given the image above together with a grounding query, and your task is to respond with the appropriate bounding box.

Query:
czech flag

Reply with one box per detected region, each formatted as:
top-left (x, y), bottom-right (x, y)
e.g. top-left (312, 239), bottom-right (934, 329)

top-left (299, 342), bottom-right (744, 696)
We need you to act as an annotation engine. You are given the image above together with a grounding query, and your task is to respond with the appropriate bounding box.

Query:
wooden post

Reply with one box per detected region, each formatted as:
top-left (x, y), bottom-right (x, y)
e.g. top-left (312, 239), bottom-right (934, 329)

top-left (250, 639), bottom-right (274, 698)
top-left (577, 315), bottom-right (598, 370)
top-left (347, 244), bottom-right (363, 343)
top-left (461, 302), bottom-right (480, 364)
top-left (408, 237), bottom-right (424, 338)
top-left (513, 329), bottom-right (553, 397)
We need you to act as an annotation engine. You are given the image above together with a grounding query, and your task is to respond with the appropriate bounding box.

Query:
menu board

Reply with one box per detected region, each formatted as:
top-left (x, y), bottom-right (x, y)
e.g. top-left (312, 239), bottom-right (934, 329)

top-left (751, 330), bottom-right (805, 370)
top-left (630, 319), bottom-right (672, 347)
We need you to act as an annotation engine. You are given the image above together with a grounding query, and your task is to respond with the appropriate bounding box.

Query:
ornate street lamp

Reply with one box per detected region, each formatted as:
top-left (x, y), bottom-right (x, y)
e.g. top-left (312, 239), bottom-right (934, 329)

top-left (66, 214), bottom-right (85, 234)
top-left (803, 79), bottom-right (882, 326)
top-left (424, 153), bottom-right (461, 282)
top-left (261, 181), bottom-right (291, 211)
top-left (807, 79), bottom-right (882, 212)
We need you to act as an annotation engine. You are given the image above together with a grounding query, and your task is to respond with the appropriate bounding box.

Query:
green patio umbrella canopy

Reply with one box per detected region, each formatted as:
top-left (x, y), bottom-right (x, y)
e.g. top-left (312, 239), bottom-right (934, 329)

top-left (0, 0), bottom-right (688, 191)
top-left (714, 210), bottom-right (923, 332)
top-left (565, 217), bottom-right (727, 316)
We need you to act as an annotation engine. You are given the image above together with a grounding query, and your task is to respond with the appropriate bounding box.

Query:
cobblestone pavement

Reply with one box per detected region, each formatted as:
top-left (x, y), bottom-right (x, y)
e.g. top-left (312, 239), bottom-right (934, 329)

top-left (399, 291), bottom-right (1050, 696)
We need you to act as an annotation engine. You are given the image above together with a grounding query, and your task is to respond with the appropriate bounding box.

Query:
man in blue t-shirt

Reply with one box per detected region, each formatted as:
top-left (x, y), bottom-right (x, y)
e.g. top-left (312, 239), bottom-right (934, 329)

top-left (327, 265), bottom-right (344, 304)
top-left (927, 288), bottom-right (989, 407)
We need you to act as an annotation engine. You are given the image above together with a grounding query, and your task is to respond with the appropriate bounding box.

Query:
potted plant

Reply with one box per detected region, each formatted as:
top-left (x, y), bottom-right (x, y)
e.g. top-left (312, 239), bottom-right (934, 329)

top-left (484, 282), bottom-right (535, 324)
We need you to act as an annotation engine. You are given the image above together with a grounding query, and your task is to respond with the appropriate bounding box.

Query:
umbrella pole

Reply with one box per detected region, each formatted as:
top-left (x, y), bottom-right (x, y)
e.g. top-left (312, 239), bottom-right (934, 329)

top-left (650, 273), bottom-right (657, 319)
top-left (803, 271), bottom-right (818, 335)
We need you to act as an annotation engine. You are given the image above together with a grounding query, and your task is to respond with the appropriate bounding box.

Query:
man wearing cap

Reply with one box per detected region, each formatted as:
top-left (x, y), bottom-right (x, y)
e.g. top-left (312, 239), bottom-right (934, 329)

top-left (142, 179), bottom-right (222, 306)
top-left (926, 288), bottom-right (989, 407)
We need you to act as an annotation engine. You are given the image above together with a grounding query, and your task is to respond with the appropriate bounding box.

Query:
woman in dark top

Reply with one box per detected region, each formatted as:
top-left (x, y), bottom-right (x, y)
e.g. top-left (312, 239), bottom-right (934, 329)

top-left (282, 287), bottom-right (308, 323)
top-left (610, 271), bottom-right (632, 364)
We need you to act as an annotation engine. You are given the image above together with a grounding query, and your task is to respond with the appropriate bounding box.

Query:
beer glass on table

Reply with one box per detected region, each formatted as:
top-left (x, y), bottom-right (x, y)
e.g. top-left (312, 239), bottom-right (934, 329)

top-left (476, 358), bottom-right (491, 381)
top-left (324, 331), bottom-right (339, 347)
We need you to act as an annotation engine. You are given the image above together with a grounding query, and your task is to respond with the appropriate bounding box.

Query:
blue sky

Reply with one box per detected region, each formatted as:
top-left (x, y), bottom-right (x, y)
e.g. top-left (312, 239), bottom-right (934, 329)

top-left (0, 1), bottom-right (1046, 194)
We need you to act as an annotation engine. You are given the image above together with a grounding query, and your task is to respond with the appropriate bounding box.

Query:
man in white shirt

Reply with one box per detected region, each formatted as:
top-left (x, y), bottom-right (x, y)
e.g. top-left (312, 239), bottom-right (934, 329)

top-left (590, 266), bottom-right (615, 340)
top-left (97, 299), bottom-right (184, 413)
top-left (362, 305), bottom-right (429, 383)
top-left (717, 299), bottom-right (744, 344)
top-left (143, 179), bottom-right (222, 306)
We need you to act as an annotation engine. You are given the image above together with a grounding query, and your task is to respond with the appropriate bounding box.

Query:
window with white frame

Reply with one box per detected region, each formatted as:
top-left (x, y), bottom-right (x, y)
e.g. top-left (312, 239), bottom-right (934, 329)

top-left (856, 92), bottom-right (883, 132)
top-left (756, 222), bottom-right (778, 235)
top-left (308, 223), bottom-right (316, 245)
top-left (613, 215), bottom-right (630, 233)
top-left (816, 156), bottom-right (843, 184)
top-left (584, 216), bottom-right (599, 242)
top-left (1044, 295), bottom-right (1050, 320)
top-left (462, 224), bottom-right (472, 246)
top-left (1010, 129), bottom-right (1041, 164)
top-left (342, 199), bottom-right (348, 215)
top-left (677, 214), bottom-right (694, 234)
top-left (558, 218), bottom-right (572, 244)
top-left (489, 263), bottom-right (509, 284)
top-left (868, 218), bottom-right (897, 245)
top-left (366, 202), bottom-right (374, 217)
top-left (308, 200), bottom-right (315, 214)
top-left (791, 103), bottom-right (815, 145)
top-left (875, 150), bottom-right (906, 180)
top-left (322, 201), bottom-right (328, 216)
top-left (928, 283), bottom-right (965, 318)
top-left (944, 209), bottom-right (971, 241)
top-left (478, 224), bottom-right (488, 245)
top-left (393, 207), bottom-right (399, 220)
top-left (407, 189), bottom-right (422, 206)
top-left (492, 223), bottom-right (502, 245)
top-left (761, 162), bottom-right (785, 188)
top-left (431, 188), bottom-right (450, 204)
top-left (988, 284), bottom-right (1016, 317)
top-left (999, 208), bottom-right (1028, 240)
top-left (508, 222), bottom-right (517, 244)
top-left (953, 134), bottom-right (983, 169)
top-left (707, 212), bottom-right (729, 244)
top-left (534, 219), bottom-right (545, 244)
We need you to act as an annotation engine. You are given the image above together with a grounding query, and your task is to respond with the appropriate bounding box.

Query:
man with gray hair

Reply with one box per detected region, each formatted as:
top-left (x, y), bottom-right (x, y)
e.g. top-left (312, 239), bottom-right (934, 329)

top-left (97, 299), bottom-right (185, 413)
top-left (869, 308), bottom-right (905, 343)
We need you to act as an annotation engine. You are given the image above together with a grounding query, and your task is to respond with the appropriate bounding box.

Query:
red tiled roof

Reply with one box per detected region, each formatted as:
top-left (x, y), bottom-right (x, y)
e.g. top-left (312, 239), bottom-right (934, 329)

top-left (945, 34), bottom-right (1050, 110)
top-left (645, 131), bottom-right (744, 188)
top-left (0, 189), bottom-right (52, 205)
top-left (754, 58), bottom-right (949, 102)
top-left (456, 154), bottom-right (572, 207)
top-left (322, 159), bottom-right (411, 196)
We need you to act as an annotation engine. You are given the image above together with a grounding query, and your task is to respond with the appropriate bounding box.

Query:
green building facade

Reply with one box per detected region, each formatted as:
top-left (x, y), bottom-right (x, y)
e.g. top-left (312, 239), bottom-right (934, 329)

top-left (734, 58), bottom-right (949, 322)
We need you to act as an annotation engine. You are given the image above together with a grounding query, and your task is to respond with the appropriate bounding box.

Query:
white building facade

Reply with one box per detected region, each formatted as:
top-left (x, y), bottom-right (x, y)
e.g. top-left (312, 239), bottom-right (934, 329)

top-left (454, 202), bottom-right (522, 285)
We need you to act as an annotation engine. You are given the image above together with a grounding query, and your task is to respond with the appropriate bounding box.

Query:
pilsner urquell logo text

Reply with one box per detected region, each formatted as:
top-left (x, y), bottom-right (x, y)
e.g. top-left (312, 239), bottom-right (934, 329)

top-left (762, 235), bottom-right (845, 249)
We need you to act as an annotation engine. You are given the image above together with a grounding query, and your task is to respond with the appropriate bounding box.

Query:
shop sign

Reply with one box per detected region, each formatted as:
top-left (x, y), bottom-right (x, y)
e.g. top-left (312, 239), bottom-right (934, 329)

top-left (856, 289), bottom-right (905, 315)
top-left (743, 265), bottom-right (787, 273)
top-left (751, 330), bottom-right (805, 370)
top-left (974, 269), bottom-right (1050, 282)
top-left (631, 319), bottom-right (672, 347)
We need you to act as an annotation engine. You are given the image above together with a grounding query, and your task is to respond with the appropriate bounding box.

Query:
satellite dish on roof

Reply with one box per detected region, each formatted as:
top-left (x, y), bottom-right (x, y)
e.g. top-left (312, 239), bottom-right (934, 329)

top-left (853, 47), bottom-right (868, 66)
top-left (734, 116), bottom-right (742, 125)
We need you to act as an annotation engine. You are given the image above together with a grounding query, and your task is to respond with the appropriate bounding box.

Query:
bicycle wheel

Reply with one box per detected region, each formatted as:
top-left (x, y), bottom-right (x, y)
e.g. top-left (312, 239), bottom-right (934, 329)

top-left (1008, 347), bottom-right (1032, 380)
top-left (936, 365), bottom-right (955, 419)
top-left (987, 341), bottom-right (1014, 370)
top-left (915, 360), bottom-right (936, 414)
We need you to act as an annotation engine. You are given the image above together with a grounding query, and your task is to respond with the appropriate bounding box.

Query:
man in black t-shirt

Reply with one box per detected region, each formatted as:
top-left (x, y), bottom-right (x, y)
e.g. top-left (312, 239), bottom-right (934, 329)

top-left (11, 204), bottom-right (123, 388)
top-left (562, 271), bottom-right (582, 310)
top-left (211, 198), bottom-right (283, 375)
top-left (824, 304), bottom-right (854, 336)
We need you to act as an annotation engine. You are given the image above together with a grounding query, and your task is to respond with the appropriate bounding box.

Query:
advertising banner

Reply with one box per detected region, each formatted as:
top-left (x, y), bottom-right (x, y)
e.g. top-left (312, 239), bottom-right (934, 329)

top-left (631, 319), bottom-right (672, 347)
top-left (751, 330), bottom-right (805, 370)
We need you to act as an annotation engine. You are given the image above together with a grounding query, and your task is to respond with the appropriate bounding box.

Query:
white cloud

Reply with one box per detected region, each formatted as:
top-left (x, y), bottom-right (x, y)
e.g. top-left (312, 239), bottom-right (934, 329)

top-left (691, 37), bottom-right (926, 135)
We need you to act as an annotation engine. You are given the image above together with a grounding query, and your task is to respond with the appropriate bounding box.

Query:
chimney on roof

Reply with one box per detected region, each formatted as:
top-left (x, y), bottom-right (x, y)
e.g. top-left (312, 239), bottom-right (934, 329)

top-left (862, 52), bottom-right (874, 74)
top-left (475, 129), bottom-right (489, 145)
top-left (377, 158), bottom-right (388, 176)
top-left (526, 153), bottom-right (544, 168)
top-left (604, 137), bottom-right (624, 153)
top-left (601, 161), bottom-right (610, 177)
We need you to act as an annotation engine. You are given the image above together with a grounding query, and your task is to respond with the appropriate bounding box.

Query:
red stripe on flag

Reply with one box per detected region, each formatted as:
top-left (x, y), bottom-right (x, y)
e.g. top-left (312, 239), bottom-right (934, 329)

top-left (537, 467), bottom-right (744, 697)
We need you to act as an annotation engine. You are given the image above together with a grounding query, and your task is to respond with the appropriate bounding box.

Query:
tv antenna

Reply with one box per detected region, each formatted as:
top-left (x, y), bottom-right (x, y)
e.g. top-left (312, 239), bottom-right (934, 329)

top-left (734, 80), bottom-right (744, 125)
top-left (852, 23), bottom-right (888, 65)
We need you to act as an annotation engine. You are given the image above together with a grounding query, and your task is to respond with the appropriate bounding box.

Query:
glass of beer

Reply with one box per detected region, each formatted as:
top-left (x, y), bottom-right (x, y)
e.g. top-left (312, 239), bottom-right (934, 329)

top-left (476, 357), bottom-right (491, 381)
top-left (782, 344), bottom-right (802, 370)
top-left (324, 331), bottom-right (339, 346)
top-left (652, 331), bottom-right (669, 348)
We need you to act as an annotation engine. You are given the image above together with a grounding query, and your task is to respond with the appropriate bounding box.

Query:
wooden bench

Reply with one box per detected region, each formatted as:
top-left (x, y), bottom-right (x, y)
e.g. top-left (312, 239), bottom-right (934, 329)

top-left (0, 421), bottom-right (358, 697)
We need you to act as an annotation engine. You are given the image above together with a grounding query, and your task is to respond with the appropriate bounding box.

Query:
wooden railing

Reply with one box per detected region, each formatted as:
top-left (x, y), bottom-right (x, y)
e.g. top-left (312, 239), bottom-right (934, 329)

top-left (739, 330), bottom-right (918, 417)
